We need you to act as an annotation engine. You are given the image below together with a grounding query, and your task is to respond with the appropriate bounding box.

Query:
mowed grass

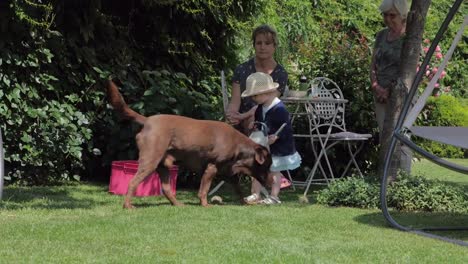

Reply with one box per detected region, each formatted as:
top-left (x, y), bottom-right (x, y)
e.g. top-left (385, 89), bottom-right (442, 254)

top-left (412, 158), bottom-right (468, 186)
top-left (0, 160), bottom-right (467, 263)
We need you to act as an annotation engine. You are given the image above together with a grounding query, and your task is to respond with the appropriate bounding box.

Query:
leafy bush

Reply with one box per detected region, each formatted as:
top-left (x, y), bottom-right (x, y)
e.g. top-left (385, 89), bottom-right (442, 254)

top-left (242, 0), bottom-right (381, 174)
top-left (1, 0), bottom-right (261, 185)
top-left (244, 0), bottom-right (466, 174)
top-left (316, 175), bottom-right (468, 213)
top-left (416, 95), bottom-right (468, 158)
top-left (0, 10), bottom-right (100, 185)
top-left (2, 0), bottom-right (465, 185)
top-left (387, 175), bottom-right (468, 213)
top-left (103, 70), bottom-right (221, 163)
top-left (316, 177), bottom-right (380, 209)
top-left (423, 1), bottom-right (467, 98)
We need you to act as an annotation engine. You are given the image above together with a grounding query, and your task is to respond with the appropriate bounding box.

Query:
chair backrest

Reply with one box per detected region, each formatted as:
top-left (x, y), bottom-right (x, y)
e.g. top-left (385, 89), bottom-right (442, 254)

top-left (0, 127), bottom-right (4, 200)
top-left (306, 77), bottom-right (346, 134)
top-left (221, 70), bottom-right (229, 114)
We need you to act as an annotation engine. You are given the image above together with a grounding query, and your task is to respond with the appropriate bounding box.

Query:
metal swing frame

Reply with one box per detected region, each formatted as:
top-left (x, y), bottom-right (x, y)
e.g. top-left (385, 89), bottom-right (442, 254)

top-left (380, 0), bottom-right (468, 247)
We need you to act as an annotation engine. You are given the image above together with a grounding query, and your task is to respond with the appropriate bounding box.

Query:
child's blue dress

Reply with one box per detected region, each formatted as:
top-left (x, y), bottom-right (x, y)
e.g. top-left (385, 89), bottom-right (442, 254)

top-left (254, 98), bottom-right (301, 172)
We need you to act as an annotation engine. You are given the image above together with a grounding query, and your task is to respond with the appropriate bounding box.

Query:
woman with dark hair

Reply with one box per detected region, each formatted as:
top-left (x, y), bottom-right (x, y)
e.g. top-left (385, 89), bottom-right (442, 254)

top-left (226, 24), bottom-right (288, 134)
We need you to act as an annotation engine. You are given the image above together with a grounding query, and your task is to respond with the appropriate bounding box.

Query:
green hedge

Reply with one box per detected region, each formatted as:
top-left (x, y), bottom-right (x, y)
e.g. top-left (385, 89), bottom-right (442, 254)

top-left (316, 175), bottom-right (468, 213)
top-left (415, 95), bottom-right (468, 158)
top-left (1, 0), bottom-right (465, 185)
top-left (1, 0), bottom-right (259, 185)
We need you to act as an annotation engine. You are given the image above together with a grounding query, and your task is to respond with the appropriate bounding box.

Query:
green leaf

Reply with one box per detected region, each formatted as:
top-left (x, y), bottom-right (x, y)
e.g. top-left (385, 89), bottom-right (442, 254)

top-left (143, 89), bottom-right (155, 96)
top-left (3, 77), bottom-right (10, 86)
top-left (21, 132), bottom-right (32, 143)
top-left (92, 67), bottom-right (103, 74)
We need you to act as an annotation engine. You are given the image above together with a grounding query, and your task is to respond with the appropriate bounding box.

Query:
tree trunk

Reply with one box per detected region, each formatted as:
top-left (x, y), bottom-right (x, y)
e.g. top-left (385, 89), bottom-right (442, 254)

top-left (378, 0), bottom-right (432, 180)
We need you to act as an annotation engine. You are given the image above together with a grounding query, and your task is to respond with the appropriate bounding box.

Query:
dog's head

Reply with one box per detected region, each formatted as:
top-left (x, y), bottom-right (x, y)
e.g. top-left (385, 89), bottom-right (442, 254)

top-left (232, 144), bottom-right (273, 186)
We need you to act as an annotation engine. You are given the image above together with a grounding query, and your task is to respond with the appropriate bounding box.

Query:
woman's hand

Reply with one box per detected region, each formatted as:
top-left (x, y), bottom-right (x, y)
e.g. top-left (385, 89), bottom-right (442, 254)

top-left (373, 85), bottom-right (389, 103)
top-left (226, 110), bottom-right (241, 125)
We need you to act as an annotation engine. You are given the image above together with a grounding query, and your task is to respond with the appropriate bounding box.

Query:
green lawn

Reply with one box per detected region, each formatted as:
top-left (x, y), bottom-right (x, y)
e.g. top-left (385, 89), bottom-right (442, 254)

top-left (0, 160), bottom-right (467, 263)
top-left (412, 158), bottom-right (468, 186)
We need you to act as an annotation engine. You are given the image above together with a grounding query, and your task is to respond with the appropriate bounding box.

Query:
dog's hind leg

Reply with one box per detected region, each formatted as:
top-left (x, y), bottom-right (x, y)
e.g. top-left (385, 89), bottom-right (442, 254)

top-left (124, 162), bottom-right (156, 209)
top-left (198, 164), bottom-right (218, 207)
top-left (158, 166), bottom-right (183, 206)
top-left (124, 132), bottom-right (168, 209)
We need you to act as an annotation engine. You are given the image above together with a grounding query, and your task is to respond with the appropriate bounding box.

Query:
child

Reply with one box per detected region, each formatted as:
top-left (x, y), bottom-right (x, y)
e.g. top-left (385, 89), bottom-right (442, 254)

top-left (241, 72), bottom-right (301, 204)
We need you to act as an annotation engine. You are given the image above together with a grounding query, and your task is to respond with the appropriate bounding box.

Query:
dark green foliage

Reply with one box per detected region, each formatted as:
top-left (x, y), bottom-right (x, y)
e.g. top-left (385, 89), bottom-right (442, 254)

top-left (316, 175), bottom-right (468, 213)
top-left (1, 0), bottom-right (465, 185)
top-left (104, 70), bottom-right (222, 163)
top-left (416, 95), bottom-right (468, 158)
top-left (249, 0), bottom-right (383, 174)
top-left (249, 0), bottom-right (466, 176)
top-left (1, 0), bottom-right (259, 184)
top-left (423, 1), bottom-right (467, 98)
top-left (0, 2), bottom-right (99, 184)
top-left (315, 177), bottom-right (380, 209)
top-left (387, 175), bottom-right (468, 213)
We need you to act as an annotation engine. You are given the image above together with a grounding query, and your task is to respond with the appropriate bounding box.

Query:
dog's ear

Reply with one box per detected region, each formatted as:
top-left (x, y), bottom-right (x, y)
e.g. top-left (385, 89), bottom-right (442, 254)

top-left (254, 145), bottom-right (268, 165)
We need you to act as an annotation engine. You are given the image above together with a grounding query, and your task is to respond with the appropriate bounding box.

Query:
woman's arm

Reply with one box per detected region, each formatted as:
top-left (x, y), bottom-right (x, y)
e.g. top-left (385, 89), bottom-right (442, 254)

top-left (227, 82), bottom-right (258, 125)
top-left (370, 48), bottom-right (389, 103)
top-left (370, 48), bottom-right (380, 91)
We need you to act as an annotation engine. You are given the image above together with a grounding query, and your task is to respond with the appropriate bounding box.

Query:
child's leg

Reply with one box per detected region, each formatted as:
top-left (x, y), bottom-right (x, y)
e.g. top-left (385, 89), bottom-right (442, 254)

top-left (270, 171), bottom-right (283, 198)
top-left (251, 179), bottom-right (262, 196)
top-left (243, 179), bottom-right (262, 204)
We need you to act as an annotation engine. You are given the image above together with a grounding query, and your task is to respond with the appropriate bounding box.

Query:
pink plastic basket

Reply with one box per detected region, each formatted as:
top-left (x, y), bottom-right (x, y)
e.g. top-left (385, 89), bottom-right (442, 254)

top-left (109, 160), bottom-right (177, 197)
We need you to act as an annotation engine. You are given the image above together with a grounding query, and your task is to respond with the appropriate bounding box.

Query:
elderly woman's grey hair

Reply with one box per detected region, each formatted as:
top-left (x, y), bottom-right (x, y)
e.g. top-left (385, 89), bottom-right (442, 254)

top-left (252, 24), bottom-right (278, 47)
top-left (379, 0), bottom-right (409, 19)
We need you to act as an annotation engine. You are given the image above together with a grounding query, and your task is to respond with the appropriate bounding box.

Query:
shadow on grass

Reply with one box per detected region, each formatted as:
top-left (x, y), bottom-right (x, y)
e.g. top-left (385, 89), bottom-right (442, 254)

top-left (129, 190), bottom-right (202, 208)
top-left (0, 184), bottom-right (114, 210)
top-left (0, 180), bottom-right (324, 211)
top-left (355, 211), bottom-right (468, 241)
top-left (202, 180), bottom-right (326, 206)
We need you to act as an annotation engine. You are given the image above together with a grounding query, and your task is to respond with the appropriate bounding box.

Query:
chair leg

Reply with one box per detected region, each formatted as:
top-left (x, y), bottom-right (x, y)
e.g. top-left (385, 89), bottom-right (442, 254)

top-left (303, 145), bottom-right (331, 196)
top-left (340, 141), bottom-right (365, 178)
top-left (311, 140), bottom-right (335, 183)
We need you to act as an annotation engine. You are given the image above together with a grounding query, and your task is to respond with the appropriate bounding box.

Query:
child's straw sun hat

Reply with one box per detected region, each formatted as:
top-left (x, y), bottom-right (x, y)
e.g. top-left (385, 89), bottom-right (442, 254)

top-left (241, 72), bottom-right (279, 97)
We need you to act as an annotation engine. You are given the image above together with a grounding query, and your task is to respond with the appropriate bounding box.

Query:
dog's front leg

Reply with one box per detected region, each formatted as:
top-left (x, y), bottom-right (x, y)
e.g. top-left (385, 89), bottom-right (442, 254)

top-left (198, 164), bottom-right (217, 207)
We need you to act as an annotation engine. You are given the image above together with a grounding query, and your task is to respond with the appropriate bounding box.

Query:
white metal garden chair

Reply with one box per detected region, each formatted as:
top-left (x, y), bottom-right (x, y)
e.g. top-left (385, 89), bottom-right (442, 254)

top-left (302, 77), bottom-right (372, 196)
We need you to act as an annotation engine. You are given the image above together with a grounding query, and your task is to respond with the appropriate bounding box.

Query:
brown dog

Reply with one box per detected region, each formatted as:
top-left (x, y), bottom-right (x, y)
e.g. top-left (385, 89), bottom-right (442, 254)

top-left (106, 80), bottom-right (273, 208)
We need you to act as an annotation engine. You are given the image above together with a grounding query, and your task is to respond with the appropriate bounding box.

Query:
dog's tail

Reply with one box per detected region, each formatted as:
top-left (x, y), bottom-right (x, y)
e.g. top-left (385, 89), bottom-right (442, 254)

top-left (106, 79), bottom-right (147, 125)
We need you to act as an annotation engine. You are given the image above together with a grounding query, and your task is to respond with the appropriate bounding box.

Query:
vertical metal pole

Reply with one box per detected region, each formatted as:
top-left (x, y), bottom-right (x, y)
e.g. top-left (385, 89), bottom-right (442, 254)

top-left (0, 128), bottom-right (4, 200)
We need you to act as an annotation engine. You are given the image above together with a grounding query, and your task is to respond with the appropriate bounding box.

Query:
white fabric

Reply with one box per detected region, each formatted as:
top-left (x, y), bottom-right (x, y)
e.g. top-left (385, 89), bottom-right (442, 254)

top-left (411, 126), bottom-right (468, 149)
top-left (271, 151), bottom-right (302, 172)
top-left (262, 97), bottom-right (281, 119)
